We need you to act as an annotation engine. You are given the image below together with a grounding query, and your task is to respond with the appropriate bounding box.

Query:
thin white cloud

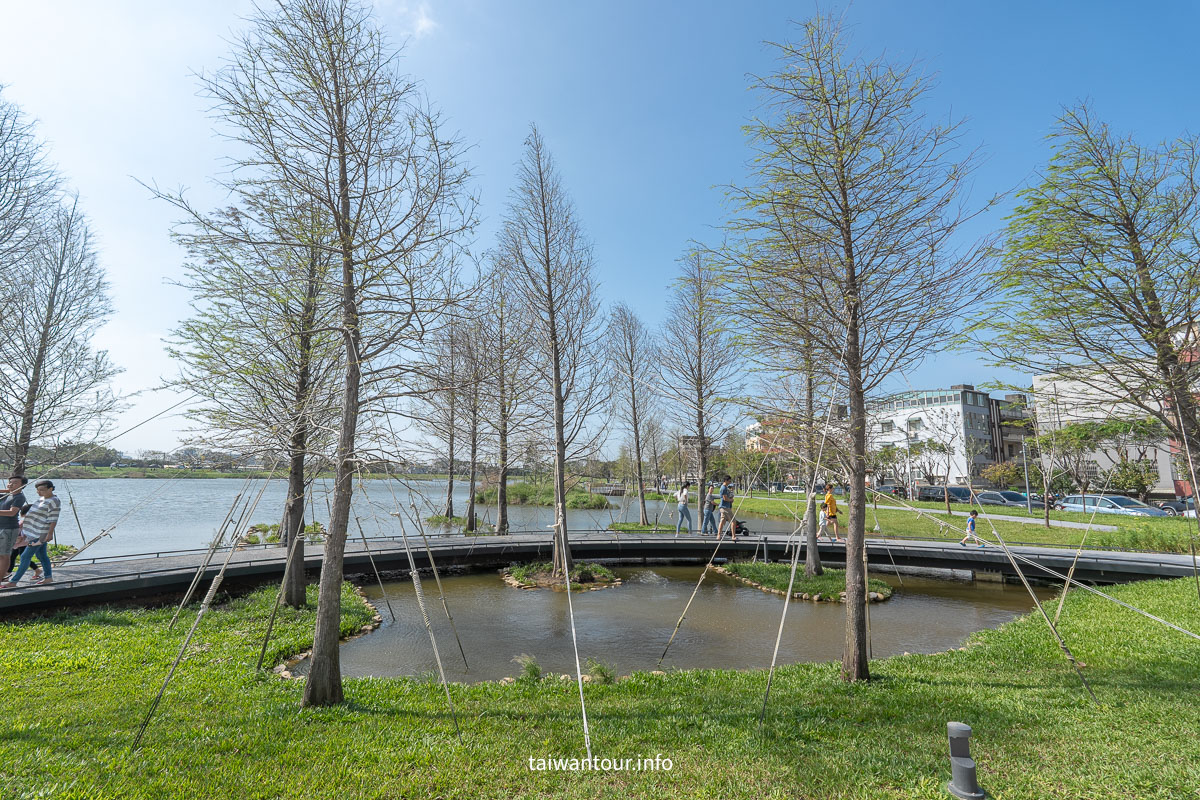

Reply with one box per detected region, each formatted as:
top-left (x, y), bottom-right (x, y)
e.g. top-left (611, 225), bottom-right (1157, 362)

top-left (374, 0), bottom-right (439, 39)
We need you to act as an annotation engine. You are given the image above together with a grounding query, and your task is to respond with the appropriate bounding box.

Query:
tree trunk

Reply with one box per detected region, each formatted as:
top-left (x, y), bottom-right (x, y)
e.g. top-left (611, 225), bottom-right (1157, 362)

top-left (465, 385), bottom-right (478, 532)
top-left (496, 382), bottom-right (509, 534)
top-left (282, 249), bottom-right (321, 608)
top-left (626, 361), bottom-right (649, 526)
top-left (804, 492), bottom-right (822, 577)
top-left (804, 354), bottom-right (821, 577)
top-left (840, 188), bottom-right (869, 680)
top-left (546, 285), bottom-right (572, 575)
top-left (444, 389), bottom-right (455, 520)
top-left (843, 326), bottom-right (870, 682)
top-left (302, 94), bottom-right (358, 708)
top-left (282, 441), bottom-right (308, 608)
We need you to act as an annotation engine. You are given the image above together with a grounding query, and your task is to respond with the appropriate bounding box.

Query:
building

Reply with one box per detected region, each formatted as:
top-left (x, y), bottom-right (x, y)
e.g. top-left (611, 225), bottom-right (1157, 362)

top-left (869, 385), bottom-right (1030, 485)
top-left (1031, 374), bottom-right (1183, 497)
top-left (744, 418), bottom-right (800, 454)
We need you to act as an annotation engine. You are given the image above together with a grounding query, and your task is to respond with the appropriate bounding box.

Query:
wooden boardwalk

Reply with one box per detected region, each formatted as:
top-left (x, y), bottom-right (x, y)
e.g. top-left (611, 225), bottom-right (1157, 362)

top-left (2, 528), bottom-right (1196, 613)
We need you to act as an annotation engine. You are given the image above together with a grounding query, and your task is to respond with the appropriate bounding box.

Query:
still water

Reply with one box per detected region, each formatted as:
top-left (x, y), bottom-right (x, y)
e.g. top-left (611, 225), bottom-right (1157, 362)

top-left (49, 478), bottom-right (674, 559)
top-left (292, 566), bottom-right (1051, 682)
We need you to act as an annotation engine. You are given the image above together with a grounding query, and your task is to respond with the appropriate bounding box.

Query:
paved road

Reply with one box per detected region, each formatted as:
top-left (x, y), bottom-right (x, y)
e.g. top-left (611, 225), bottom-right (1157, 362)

top-left (2, 529), bottom-right (1194, 613)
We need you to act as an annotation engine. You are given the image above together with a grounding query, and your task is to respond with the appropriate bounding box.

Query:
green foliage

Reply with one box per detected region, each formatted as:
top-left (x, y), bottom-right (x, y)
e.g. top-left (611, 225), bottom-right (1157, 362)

top-left (47, 543), bottom-right (78, 560)
top-left (723, 563), bottom-right (893, 600)
top-left (512, 653), bottom-right (542, 684)
top-left (1, 579), bottom-right (1199, 797)
top-left (585, 657), bottom-right (616, 685)
top-left (981, 461), bottom-right (1024, 489)
top-left (475, 481), bottom-right (611, 510)
top-left (508, 561), bottom-right (616, 586)
top-left (1104, 459), bottom-right (1160, 501)
top-left (609, 522), bottom-right (674, 532)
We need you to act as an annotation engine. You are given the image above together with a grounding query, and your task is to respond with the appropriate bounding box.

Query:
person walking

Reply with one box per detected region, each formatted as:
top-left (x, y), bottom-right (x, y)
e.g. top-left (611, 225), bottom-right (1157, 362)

top-left (1, 480), bottom-right (59, 588)
top-left (960, 509), bottom-right (985, 547)
top-left (716, 475), bottom-right (737, 541)
top-left (674, 482), bottom-right (693, 535)
top-left (822, 482), bottom-right (842, 543)
top-left (0, 476), bottom-right (28, 581)
top-left (701, 481), bottom-right (718, 535)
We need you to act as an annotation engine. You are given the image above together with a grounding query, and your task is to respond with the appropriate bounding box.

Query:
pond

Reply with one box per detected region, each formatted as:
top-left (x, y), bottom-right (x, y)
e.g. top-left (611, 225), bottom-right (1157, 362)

top-left (291, 566), bottom-right (1052, 682)
top-left (52, 478), bottom-right (682, 559)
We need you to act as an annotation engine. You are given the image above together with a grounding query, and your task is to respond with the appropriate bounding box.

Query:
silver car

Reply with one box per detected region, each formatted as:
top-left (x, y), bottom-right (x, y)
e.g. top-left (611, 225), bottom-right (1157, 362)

top-left (975, 490), bottom-right (1030, 508)
top-left (1055, 494), bottom-right (1168, 517)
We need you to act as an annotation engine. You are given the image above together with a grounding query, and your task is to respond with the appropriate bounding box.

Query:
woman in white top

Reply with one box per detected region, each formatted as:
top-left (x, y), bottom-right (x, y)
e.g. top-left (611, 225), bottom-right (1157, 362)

top-left (675, 482), bottom-right (693, 535)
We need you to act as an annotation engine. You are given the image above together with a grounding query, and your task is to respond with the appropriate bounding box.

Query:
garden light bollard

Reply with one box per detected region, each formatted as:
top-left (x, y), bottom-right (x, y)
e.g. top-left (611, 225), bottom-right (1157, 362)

top-left (946, 721), bottom-right (985, 799)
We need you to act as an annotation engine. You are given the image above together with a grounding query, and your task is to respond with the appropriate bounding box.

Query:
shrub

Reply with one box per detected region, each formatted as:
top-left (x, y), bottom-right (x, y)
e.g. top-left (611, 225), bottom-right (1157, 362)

top-left (585, 657), bottom-right (616, 685)
top-left (513, 653), bottom-right (542, 684)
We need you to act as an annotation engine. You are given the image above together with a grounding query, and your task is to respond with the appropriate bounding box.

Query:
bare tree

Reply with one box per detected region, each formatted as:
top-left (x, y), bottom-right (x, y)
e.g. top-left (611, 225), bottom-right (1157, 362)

top-left (458, 315), bottom-right (487, 532)
top-left (185, 0), bottom-right (476, 706)
top-left (478, 256), bottom-right (541, 533)
top-left (500, 125), bottom-right (608, 576)
top-left (607, 303), bottom-right (657, 525)
top-left (0, 197), bottom-right (121, 473)
top-left (661, 250), bottom-right (743, 526)
top-left (167, 198), bottom-right (343, 607)
top-left (642, 416), bottom-right (665, 492)
top-left (0, 87), bottom-right (59, 274)
top-left (722, 15), bottom-right (990, 681)
top-left (414, 321), bottom-right (463, 519)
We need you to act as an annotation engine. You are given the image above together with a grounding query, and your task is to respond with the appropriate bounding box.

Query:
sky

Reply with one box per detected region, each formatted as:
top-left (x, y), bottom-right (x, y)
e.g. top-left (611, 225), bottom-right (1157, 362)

top-left (1, 0), bottom-right (1198, 454)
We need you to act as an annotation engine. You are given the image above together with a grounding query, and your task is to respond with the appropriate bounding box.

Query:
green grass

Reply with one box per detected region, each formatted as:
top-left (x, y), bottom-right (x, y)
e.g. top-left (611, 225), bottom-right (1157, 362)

top-left (1, 578), bottom-right (1199, 797)
top-left (609, 522), bottom-right (677, 532)
top-left (722, 563), bottom-right (893, 600)
top-left (729, 495), bottom-right (1200, 553)
top-left (507, 561), bottom-right (617, 590)
top-left (476, 482), bottom-right (612, 510)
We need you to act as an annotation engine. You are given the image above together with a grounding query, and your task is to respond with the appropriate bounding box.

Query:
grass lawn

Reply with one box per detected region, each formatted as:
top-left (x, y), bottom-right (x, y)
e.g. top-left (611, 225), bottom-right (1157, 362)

top-left (475, 482), bottom-right (611, 510)
top-left (721, 563), bottom-right (893, 601)
top-left (728, 495), bottom-right (1200, 553)
top-left (610, 522), bottom-right (679, 533)
top-left (2, 578), bottom-right (1199, 798)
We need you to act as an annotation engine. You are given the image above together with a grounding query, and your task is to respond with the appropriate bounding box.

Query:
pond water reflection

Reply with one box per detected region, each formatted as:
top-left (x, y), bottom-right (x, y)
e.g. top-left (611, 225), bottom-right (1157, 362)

top-left (293, 566), bottom-right (1052, 682)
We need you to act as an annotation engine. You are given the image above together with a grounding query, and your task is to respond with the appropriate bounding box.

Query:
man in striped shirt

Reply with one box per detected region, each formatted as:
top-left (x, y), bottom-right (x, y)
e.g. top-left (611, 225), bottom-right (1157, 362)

top-left (1, 480), bottom-right (60, 588)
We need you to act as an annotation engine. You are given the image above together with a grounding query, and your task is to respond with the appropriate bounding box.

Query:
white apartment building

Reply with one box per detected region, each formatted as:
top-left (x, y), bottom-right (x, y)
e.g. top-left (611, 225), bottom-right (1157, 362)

top-left (869, 385), bottom-right (1029, 485)
top-left (1031, 374), bottom-right (1181, 497)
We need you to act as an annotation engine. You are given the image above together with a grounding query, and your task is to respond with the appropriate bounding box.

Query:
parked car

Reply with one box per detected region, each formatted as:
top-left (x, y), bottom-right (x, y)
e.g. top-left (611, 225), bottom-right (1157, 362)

top-left (782, 485), bottom-right (804, 493)
top-left (1055, 494), bottom-right (1168, 516)
top-left (916, 486), bottom-right (974, 503)
top-left (1157, 496), bottom-right (1195, 516)
top-left (976, 490), bottom-right (1030, 508)
top-left (874, 484), bottom-right (908, 500)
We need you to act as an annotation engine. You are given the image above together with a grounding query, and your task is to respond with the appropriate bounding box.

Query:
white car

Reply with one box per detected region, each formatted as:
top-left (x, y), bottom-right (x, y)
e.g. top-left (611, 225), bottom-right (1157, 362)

top-left (782, 485), bottom-right (803, 493)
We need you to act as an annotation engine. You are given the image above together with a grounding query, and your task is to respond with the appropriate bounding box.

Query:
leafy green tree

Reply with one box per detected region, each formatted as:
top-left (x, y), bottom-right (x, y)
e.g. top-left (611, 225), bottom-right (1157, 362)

top-left (981, 461), bottom-right (1023, 490)
top-left (979, 105), bottom-right (1200, 481)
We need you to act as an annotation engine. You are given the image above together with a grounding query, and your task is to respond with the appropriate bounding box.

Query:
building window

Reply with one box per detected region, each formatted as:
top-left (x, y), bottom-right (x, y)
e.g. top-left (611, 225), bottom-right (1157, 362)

top-left (907, 418), bottom-right (922, 431)
top-left (880, 421), bottom-right (895, 434)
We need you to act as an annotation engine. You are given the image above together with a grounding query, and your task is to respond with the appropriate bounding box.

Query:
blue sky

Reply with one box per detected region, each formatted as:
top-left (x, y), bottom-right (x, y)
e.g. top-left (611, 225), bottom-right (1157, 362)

top-left (1, 0), bottom-right (1197, 451)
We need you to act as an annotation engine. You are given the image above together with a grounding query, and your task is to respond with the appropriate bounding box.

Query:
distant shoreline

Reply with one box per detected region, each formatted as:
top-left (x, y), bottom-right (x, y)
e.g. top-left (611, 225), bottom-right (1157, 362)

top-left (18, 467), bottom-right (461, 481)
